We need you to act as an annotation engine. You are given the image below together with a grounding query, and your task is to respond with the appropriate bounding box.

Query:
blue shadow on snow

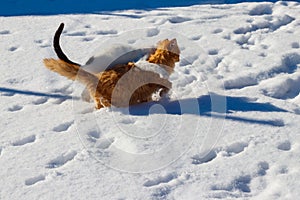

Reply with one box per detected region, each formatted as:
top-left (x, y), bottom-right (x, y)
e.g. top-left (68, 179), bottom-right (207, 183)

top-left (126, 93), bottom-right (287, 127)
top-left (1, 86), bottom-right (287, 127)
top-left (0, 0), bottom-right (284, 16)
top-left (0, 87), bottom-right (76, 100)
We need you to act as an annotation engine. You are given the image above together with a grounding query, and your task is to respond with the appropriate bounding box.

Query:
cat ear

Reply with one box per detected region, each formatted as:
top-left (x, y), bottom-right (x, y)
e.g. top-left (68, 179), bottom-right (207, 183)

top-left (156, 39), bottom-right (168, 49)
top-left (170, 38), bottom-right (177, 45)
top-left (160, 39), bottom-right (169, 43)
top-left (168, 38), bottom-right (177, 49)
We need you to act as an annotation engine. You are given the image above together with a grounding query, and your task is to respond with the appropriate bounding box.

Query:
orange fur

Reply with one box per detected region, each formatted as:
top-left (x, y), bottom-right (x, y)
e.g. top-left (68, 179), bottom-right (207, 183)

top-left (43, 39), bottom-right (180, 109)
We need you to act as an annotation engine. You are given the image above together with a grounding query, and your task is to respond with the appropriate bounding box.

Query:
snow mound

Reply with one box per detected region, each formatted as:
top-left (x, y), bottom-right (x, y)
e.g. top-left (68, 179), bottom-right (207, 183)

top-left (135, 60), bottom-right (170, 79)
top-left (82, 44), bottom-right (150, 73)
top-left (249, 3), bottom-right (273, 16)
top-left (260, 72), bottom-right (300, 99)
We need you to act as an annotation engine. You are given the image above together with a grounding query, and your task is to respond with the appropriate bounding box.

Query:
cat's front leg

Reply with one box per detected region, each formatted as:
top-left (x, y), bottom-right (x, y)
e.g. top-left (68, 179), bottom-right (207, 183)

top-left (94, 97), bottom-right (104, 109)
top-left (159, 86), bottom-right (170, 98)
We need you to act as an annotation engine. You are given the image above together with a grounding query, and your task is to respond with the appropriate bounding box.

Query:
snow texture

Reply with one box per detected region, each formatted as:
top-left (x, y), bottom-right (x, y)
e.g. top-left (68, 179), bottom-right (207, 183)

top-left (82, 44), bottom-right (149, 73)
top-left (135, 60), bottom-right (170, 79)
top-left (1, 0), bottom-right (300, 200)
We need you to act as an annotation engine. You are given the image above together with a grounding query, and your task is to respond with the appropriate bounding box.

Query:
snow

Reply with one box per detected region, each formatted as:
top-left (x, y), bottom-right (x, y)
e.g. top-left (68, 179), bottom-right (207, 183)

top-left (1, 0), bottom-right (300, 199)
top-left (135, 60), bottom-right (170, 79)
top-left (82, 44), bottom-right (140, 73)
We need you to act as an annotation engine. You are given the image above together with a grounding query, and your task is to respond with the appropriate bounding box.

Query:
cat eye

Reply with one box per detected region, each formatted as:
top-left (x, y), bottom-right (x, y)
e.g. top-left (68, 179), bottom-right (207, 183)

top-left (169, 39), bottom-right (177, 48)
top-left (169, 42), bottom-right (175, 48)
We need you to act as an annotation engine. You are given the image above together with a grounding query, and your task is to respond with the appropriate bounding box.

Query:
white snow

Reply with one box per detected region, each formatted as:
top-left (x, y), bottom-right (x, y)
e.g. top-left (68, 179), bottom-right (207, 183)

top-left (82, 44), bottom-right (145, 73)
top-left (1, 1), bottom-right (300, 200)
top-left (135, 60), bottom-right (170, 79)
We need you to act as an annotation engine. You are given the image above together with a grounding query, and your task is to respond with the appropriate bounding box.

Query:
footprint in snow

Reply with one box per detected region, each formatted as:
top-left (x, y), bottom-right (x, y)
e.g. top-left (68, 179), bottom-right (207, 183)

top-left (52, 121), bottom-right (74, 132)
top-left (212, 162), bottom-right (268, 195)
top-left (94, 30), bottom-right (118, 35)
top-left (25, 174), bottom-right (46, 186)
top-left (192, 142), bottom-right (248, 164)
top-left (168, 16), bottom-right (192, 24)
top-left (261, 44), bottom-right (269, 49)
top-left (34, 39), bottom-right (43, 44)
top-left (212, 28), bottom-right (223, 34)
top-left (1, 91), bottom-right (14, 97)
top-left (144, 172), bottom-right (190, 199)
top-left (8, 46), bottom-right (19, 52)
top-left (66, 31), bottom-right (87, 36)
top-left (152, 187), bottom-right (171, 199)
top-left (0, 30), bottom-right (10, 35)
top-left (291, 42), bottom-right (299, 49)
top-left (96, 138), bottom-right (115, 149)
top-left (34, 39), bottom-right (51, 48)
top-left (146, 28), bottom-right (160, 37)
top-left (88, 130), bottom-right (101, 139)
top-left (149, 18), bottom-right (168, 26)
top-left (221, 142), bottom-right (248, 157)
top-left (51, 98), bottom-right (69, 105)
top-left (278, 165), bottom-right (289, 174)
top-left (208, 49), bottom-right (219, 55)
top-left (12, 135), bottom-right (36, 146)
top-left (222, 34), bottom-right (231, 40)
top-left (192, 150), bottom-right (217, 165)
top-left (225, 53), bottom-right (300, 91)
top-left (46, 150), bottom-right (77, 169)
top-left (8, 105), bottom-right (23, 112)
top-left (82, 37), bottom-right (95, 42)
top-left (127, 39), bottom-right (136, 44)
top-left (190, 35), bottom-right (201, 41)
top-left (277, 140), bottom-right (291, 151)
top-left (143, 172), bottom-right (178, 187)
top-left (212, 175), bottom-right (252, 193)
top-left (32, 97), bottom-right (48, 105)
top-left (257, 161), bottom-right (269, 176)
top-left (259, 52), bottom-right (267, 57)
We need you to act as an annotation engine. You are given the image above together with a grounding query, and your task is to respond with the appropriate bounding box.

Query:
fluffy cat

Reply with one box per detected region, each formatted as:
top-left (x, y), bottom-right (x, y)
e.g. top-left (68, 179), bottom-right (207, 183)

top-left (43, 23), bottom-right (180, 109)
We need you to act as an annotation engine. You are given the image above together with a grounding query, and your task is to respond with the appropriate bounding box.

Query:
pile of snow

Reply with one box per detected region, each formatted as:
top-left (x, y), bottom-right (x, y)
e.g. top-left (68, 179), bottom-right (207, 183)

top-left (82, 44), bottom-right (151, 73)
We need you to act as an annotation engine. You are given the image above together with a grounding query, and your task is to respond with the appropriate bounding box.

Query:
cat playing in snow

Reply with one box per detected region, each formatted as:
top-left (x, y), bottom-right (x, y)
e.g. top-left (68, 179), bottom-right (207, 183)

top-left (43, 23), bottom-right (180, 109)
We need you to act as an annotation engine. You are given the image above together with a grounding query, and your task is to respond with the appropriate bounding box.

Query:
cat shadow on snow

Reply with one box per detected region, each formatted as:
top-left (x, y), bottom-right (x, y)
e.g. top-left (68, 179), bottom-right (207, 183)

top-left (0, 86), bottom-right (287, 127)
top-left (118, 93), bottom-right (288, 127)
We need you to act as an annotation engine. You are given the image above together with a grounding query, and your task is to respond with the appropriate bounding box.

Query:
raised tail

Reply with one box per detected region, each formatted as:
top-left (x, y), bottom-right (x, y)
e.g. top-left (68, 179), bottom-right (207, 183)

top-left (43, 59), bottom-right (99, 88)
top-left (43, 58), bottom-right (81, 81)
top-left (54, 23), bottom-right (80, 66)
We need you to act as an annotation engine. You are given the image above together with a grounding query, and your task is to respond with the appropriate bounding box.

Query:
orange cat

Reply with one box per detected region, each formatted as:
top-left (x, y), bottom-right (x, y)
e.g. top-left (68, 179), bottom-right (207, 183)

top-left (43, 23), bottom-right (180, 109)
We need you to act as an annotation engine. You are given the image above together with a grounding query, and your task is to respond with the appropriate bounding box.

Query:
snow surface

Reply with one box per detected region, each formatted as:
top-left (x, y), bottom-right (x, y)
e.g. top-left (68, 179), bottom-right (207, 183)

top-left (82, 43), bottom-right (139, 72)
top-left (135, 60), bottom-right (171, 79)
top-left (1, 1), bottom-right (300, 199)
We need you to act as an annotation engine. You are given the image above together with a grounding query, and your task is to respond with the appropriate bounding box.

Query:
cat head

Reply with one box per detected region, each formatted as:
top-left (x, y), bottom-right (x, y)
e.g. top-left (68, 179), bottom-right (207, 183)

top-left (156, 38), bottom-right (180, 60)
top-left (147, 38), bottom-right (180, 73)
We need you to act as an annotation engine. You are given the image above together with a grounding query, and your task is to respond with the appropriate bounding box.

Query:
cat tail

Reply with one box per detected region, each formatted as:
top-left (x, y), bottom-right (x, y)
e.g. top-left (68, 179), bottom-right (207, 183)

top-left (43, 59), bottom-right (99, 89)
top-left (53, 23), bottom-right (81, 66)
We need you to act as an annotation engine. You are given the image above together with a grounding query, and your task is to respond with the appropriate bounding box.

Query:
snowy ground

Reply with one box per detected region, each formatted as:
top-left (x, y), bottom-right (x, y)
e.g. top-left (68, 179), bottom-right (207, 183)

top-left (1, 1), bottom-right (300, 199)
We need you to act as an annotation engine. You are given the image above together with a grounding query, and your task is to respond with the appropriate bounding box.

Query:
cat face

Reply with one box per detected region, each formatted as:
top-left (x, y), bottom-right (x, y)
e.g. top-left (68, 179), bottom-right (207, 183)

top-left (157, 38), bottom-right (180, 56)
